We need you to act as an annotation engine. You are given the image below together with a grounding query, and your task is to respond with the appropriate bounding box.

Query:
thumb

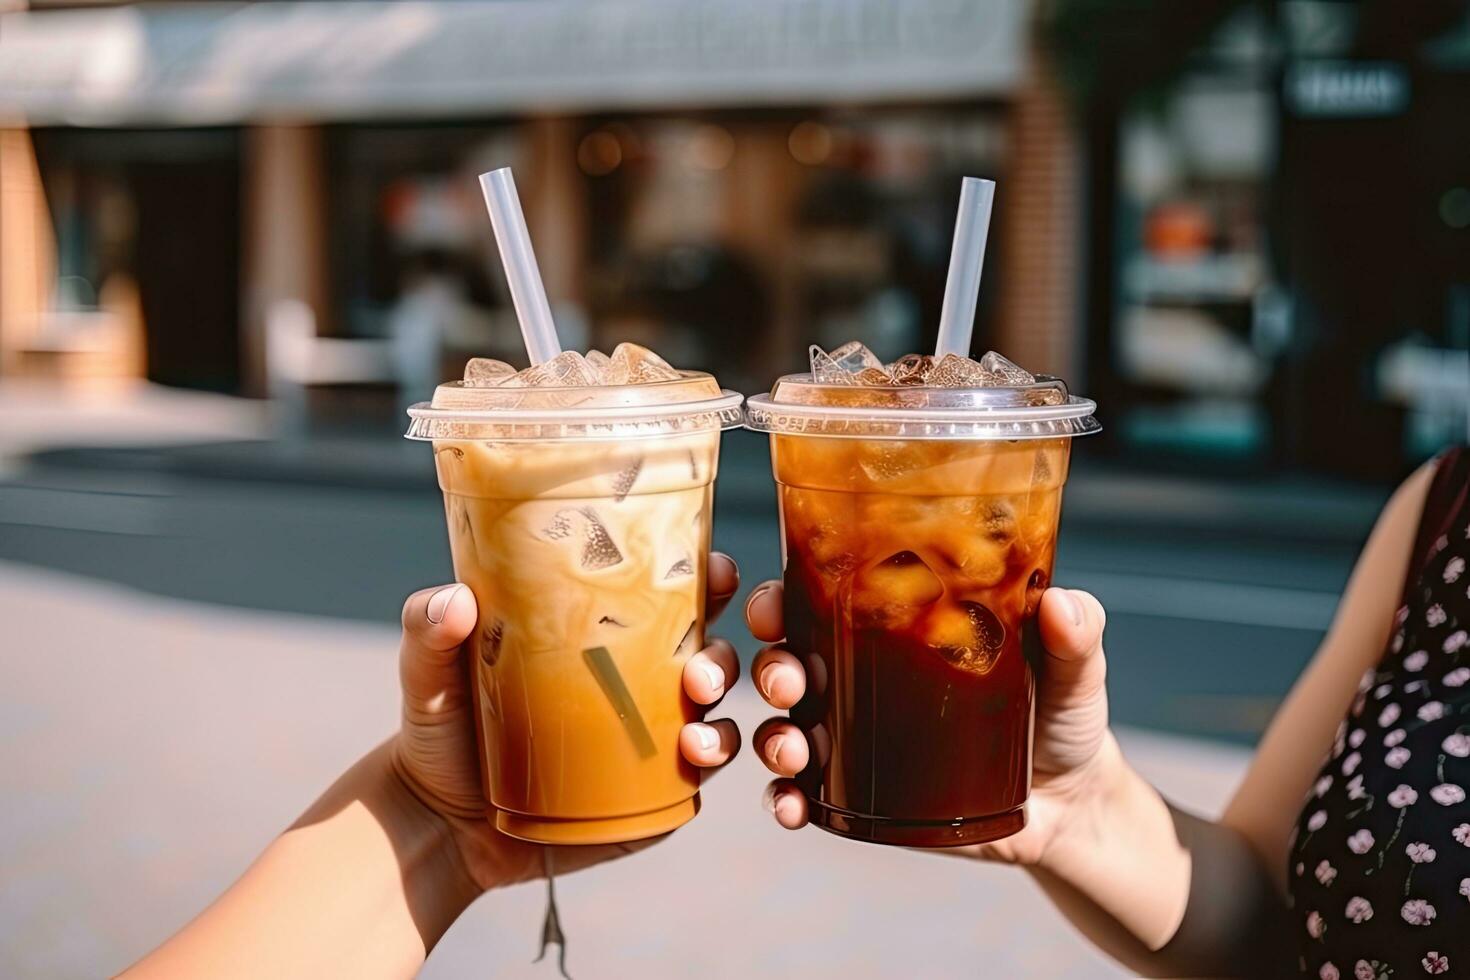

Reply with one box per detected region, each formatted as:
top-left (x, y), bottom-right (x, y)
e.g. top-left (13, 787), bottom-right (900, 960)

top-left (1036, 587), bottom-right (1108, 706)
top-left (400, 583), bottom-right (478, 712)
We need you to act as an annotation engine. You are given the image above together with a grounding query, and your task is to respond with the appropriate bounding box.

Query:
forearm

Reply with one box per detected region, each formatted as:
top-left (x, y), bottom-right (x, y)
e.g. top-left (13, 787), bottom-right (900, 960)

top-left (1030, 740), bottom-right (1291, 978)
top-left (123, 740), bottom-right (478, 980)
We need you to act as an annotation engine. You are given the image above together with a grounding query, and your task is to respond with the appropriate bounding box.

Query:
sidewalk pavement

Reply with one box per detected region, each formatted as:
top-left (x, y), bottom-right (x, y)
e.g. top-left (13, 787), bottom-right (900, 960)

top-left (0, 562), bottom-right (1251, 979)
top-left (17, 417), bottom-right (1389, 544)
top-left (1, 376), bottom-right (1389, 545)
top-left (0, 380), bottom-right (267, 473)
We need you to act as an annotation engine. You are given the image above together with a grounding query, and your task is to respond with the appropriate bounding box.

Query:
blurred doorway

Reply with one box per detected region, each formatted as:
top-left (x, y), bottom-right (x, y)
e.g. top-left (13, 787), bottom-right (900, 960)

top-left (31, 127), bottom-right (243, 393)
top-left (130, 152), bottom-right (241, 392)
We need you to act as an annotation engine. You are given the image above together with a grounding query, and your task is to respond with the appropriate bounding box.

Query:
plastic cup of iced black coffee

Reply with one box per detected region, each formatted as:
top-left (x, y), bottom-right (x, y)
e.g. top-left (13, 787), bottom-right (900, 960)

top-left (745, 344), bottom-right (1099, 847)
top-left (407, 346), bottom-right (743, 844)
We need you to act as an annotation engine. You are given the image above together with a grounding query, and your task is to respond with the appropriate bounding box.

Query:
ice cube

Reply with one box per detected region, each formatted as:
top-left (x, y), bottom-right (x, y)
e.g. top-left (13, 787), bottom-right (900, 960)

top-left (807, 526), bottom-right (860, 580)
top-left (464, 357), bottom-right (517, 386)
top-left (612, 458), bottom-right (643, 502)
top-left (605, 342), bottom-right (681, 385)
top-left (479, 617), bottom-right (504, 667)
top-left (1025, 568), bottom-right (1048, 616)
top-left (542, 511), bottom-right (573, 541)
top-left (504, 350), bottom-right (600, 388)
top-left (857, 442), bottom-right (927, 483)
top-left (924, 601), bottom-right (1005, 675)
top-left (979, 500), bottom-right (1018, 544)
top-left (927, 353), bottom-right (995, 388)
top-left (673, 620), bottom-right (700, 658)
top-left (1031, 450), bottom-right (1052, 486)
top-left (858, 493), bottom-right (934, 527)
top-left (828, 340), bottom-right (887, 375)
top-left (979, 351), bottom-right (1034, 385)
top-left (585, 349), bottom-right (612, 379)
top-left (804, 342), bottom-right (1040, 388)
top-left (851, 551), bottom-right (944, 628)
top-left (963, 601), bottom-right (1006, 650)
top-left (542, 507), bottom-right (623, 569)
top-left (941, 535), bottom-right (1008, 589)
top-left (444, 494), bottom-right (474, 542)
top-left (550, 351), bottom-right (602, 386)
top-left (888, 353), bottom-right (934, 385)
top-left (809, 345), bottom-right (859, 385)
top-left (577, 508), bottom-right (622, 569)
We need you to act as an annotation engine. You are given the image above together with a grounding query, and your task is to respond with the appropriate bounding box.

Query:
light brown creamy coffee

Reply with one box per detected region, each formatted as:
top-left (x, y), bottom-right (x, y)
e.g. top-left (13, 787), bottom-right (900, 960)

top-left (409, 346), bottom-right (742, 844)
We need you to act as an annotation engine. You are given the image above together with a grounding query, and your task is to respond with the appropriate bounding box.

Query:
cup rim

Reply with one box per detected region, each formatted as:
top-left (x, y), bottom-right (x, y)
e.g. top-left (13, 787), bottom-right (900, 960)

top-left (744, 387), bottom-right (1100, 441)
top-left (404, 388), bottom-right (745, 442)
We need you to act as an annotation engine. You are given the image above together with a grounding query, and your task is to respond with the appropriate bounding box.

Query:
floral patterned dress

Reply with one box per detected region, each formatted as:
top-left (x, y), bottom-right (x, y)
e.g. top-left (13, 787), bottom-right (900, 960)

top-left (1291, 448), bottom-right (1470, 979)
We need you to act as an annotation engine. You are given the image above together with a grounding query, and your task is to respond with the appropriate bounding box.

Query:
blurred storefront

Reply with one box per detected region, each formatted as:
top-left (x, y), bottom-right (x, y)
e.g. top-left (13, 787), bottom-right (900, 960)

top-left (1067, 0), bottom-right (1470, 480)
top-left (1, 0), bottom-right (1466, 478)
top-left (0, 0), bottom-right (1040, 413)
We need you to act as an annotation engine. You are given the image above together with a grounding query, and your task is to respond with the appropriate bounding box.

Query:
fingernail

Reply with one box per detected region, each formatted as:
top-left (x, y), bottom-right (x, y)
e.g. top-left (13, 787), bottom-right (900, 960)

top-left (1062, 590), bottom-right (1083, 626)
top-left (766, 734), bottom-right (786, 767)
top-left (710, 553), bottom-right (738, 590)
top-left (426, 584), bottom-right (464, 625)
top-left (695, 724), bottom-right (718, 751)
top-left (700, 660), bottom-right (725, 695)
top-left (758, 662), bottom-right (780, 700)
top-left (744, 583), bottom-right (772, 619)
top-left (761, 783), bottom-right (778, 813)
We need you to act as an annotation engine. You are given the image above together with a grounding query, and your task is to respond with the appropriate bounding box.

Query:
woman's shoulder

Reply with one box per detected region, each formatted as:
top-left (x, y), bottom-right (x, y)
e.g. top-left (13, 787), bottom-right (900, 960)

top-left (1406, 445), bottom-right (1470, 582)
top-left (1428, 444), bottom-right (1468, 480)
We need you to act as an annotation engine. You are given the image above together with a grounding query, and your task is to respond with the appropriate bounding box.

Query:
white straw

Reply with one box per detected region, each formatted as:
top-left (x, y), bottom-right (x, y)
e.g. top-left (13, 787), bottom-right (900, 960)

top-left (935, 177), bottom-right (996, 359)
top-left (478, 168), bottom-right (562, 365)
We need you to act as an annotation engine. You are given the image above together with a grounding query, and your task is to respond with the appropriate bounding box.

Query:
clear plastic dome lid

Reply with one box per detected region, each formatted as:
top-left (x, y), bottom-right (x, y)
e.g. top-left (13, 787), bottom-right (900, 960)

top-left (406, 371), bottom-right (744, 442)
top-left (745, 374), bottom-right (1100, 441)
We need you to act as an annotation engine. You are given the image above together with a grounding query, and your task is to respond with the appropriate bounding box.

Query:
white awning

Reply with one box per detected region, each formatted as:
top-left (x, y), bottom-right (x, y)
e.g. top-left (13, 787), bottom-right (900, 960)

top-left (0, 0), bottom-right (1027, 126)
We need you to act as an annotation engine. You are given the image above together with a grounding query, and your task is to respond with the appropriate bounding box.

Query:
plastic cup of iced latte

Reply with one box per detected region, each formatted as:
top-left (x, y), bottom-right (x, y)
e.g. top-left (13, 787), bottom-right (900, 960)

top-left (407, 345), bottom-right (742, 845)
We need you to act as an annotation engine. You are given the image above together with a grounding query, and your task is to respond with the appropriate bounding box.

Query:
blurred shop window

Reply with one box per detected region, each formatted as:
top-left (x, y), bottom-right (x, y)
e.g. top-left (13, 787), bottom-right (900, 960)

top-left (28, 128), bottom-right (242, 392)
top-left (787, 113), bottom-right (1005, 367)
top-left (579, 110), bottom-right (1004, 390)
top-left (1110, 6), bottom-right (1279, 464)
top-left (323, 110), bottom-right (1005, 398)
top-left (17, 161), bottom-right (145, 384)
top-left (1274, 0), bottom-right (1470, 475)
top-left (381, 179), bottom-right (497, 409)
top-left (324, 125), bottom-right (536, 405)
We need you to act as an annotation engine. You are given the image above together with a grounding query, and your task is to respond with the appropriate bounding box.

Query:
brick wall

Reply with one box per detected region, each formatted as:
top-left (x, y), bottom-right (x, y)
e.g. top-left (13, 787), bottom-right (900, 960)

top-left (994, 45), bottom-right (1085, 384)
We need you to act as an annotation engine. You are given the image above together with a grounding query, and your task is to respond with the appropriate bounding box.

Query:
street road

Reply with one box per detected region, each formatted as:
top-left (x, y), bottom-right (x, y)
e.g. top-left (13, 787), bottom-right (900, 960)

top-left (0, 430), bottom-right (1382, 743)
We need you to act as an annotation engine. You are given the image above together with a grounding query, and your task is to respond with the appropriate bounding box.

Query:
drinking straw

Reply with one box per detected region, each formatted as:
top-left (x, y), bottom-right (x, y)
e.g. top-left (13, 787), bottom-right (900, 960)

top-left (582, 646), bottom-right (657, 758)
top-left (934, 176), bottom-right (997, 359)
top-left (478, 168), bottom-right (562, 365)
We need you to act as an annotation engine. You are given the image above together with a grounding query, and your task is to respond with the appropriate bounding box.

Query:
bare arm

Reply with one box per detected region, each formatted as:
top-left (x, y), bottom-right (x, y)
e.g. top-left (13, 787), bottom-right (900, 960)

top-left (1028, 460), bottom-right (1433, 976)
top-left (123, 556), bottom-right (746, 979)
top-left (1222, 460), bottom-right (1434, 884)
top-left (121, 743), bottom-right (477, 980)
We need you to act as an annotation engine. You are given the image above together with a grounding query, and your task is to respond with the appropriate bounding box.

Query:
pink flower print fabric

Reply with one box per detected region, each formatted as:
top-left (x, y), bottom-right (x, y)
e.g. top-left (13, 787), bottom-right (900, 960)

top-left (1290, 448), bottom-right (1470, 978)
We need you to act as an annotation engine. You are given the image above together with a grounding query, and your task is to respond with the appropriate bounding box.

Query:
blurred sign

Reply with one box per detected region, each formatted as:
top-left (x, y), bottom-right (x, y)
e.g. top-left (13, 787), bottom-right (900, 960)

top-left (1285, 61), bottom-right (1410, 118)
top-left (0, 0), bottom-right (1025, 126)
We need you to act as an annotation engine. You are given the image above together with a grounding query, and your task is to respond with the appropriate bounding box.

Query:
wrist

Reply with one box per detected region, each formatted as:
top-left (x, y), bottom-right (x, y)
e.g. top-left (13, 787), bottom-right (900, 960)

top-left (377, 741), bottom-right (482, 920)
top-left (326, 740), bottom-right (480, 953)
top-left (1030, 734), bottom-right (1194, 952)
top-left (1033, 732), bottom-right (1137, 874)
